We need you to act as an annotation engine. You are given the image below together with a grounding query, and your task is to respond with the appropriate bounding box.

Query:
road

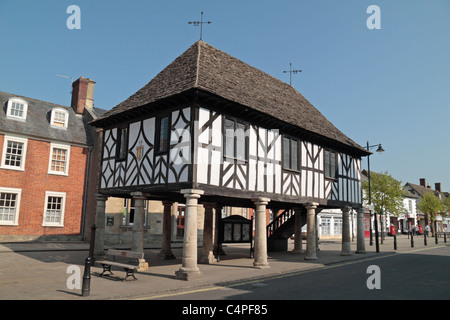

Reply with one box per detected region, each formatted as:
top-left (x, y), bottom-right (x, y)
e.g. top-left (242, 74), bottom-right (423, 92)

top-left (150, 245), bottom-right (450, 300)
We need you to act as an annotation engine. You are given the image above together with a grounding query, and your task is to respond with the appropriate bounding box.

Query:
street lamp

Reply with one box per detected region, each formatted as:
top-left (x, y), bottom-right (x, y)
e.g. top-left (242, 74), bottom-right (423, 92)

top-left (366, 142), bottom-right (384, 253)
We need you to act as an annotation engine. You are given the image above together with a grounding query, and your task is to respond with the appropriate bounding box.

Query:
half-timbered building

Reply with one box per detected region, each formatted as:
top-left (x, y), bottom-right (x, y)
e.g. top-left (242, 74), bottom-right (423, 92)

top-left (91, 40), bottom-right (371, 280)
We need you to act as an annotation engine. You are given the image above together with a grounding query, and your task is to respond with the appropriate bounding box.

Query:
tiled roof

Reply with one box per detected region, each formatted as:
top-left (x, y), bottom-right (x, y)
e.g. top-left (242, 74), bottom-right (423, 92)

top-left (92, 41), bottom-right (369, 156)
top-left (0, 90), bottom-right (91, 145)
top-left (405, 182), bottom-right (446, 199)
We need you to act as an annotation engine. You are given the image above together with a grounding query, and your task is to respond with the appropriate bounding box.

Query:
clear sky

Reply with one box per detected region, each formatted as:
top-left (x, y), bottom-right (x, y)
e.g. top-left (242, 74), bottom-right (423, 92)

top-left (1, 0), bottom-right (449, 191)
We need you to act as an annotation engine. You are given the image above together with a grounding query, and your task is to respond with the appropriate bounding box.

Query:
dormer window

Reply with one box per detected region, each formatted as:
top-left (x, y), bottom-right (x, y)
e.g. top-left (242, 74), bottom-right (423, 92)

top-left (6, 98), bottom-right (28, 120)
top-left (50, 108), bottom-right (69, 129)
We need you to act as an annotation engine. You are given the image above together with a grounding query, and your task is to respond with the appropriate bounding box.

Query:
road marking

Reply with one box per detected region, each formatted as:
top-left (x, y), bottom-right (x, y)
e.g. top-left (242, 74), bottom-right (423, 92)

top-left (133, 245), bottom-right (448, 300)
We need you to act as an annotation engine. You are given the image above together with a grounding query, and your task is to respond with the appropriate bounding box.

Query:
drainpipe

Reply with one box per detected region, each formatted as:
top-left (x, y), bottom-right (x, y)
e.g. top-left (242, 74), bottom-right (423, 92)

top-left (80, 145), bottom-right (93, 240)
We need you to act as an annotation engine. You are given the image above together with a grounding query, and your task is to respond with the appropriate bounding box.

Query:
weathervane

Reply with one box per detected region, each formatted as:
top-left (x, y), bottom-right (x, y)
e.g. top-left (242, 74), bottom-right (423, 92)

top-left (283, 63), bottom-right (302, 86)
top-left (188, 11), bottom-right (211, 41)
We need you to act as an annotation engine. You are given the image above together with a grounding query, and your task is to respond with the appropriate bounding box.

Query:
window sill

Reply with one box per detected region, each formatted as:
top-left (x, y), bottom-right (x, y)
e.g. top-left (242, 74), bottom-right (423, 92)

top-left (0, 222), bottom-right (19, 226)
top-left (0, 165), bottom-right (25, 172)
top-left (48, 171), bottom-right (69, 177)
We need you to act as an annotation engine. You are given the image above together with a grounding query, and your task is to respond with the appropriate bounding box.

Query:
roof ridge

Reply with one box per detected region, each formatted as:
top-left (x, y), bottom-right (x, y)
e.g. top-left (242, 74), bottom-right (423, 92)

top-left (0, 90), bottom-right (70, 109)
top-left (194, 40), bottom-right (202, 88)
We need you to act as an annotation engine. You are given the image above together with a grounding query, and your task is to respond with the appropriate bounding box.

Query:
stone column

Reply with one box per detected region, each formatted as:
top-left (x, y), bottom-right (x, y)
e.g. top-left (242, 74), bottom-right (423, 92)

top-left (292, 207), bottom-right (304, 254)
top-left (356, 208), bottom-right (366, 254)
top-left (305, 202), bottom-right (319, 260)
top-left (252, 197), bottom-right (271, 269)
top-left (213, 205), bottom-right (224, 258)
top-left (131, 192), bottom-right (146, 252)
top-left (175, 189), bottom-right (204, 280)
top-left (171, 202), bottom-right (178, 239)
top-left (93, 194), bottom-right (108, 259)
top-left (131, 192), bottom-right (149, 271)
top-left (200, 202), bottom-right (217, 264)
top-left (341, 206), bottom-right (352, 256)
top-left (159, 200), bottom-right (176, 259)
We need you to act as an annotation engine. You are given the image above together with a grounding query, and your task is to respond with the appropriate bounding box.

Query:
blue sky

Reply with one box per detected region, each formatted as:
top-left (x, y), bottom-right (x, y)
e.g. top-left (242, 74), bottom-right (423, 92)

top-left (1, 0), bottom-right (449, 191)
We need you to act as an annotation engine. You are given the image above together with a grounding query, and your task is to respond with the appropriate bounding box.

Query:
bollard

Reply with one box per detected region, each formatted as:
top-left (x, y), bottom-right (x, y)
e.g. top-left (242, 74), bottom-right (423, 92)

top-left (82, 256), bottom-right (91, 297)
top-left (424, 233), bottom-right (427, 246)
top-left (445, 233), bottom-right (447, 243)
top-left (393, 234), bottom-right (397, 250)
top-left (435, 232), bottom-right (438, 244)
top-left (411, 233), bottom-right (414, 248)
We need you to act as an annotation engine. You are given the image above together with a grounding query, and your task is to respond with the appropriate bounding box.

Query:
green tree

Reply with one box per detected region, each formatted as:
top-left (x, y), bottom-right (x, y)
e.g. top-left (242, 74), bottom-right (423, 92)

top-left (443, 196), bottom-right (450, 215)
top-left (417, 191), bottom-right (445, 234)
top-left (362, 171), bottom-right (405, 240)
top-left (362, 171), bottom-right (405, 216)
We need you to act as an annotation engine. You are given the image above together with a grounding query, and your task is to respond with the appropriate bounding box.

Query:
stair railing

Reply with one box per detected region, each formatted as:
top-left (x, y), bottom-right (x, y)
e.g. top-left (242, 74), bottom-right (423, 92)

top-left (267, 209), bottom-right (294, 238)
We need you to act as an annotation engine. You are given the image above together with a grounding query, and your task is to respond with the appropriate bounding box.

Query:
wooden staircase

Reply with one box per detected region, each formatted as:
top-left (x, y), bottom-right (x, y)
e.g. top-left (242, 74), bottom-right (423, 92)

top-left (266, 208), bottom-right (306, 251)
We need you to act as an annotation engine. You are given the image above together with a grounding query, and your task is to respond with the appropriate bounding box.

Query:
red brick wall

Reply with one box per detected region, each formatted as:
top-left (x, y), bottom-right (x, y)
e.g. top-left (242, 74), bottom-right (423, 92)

top-left (0, 135), bottom-right (88, 237)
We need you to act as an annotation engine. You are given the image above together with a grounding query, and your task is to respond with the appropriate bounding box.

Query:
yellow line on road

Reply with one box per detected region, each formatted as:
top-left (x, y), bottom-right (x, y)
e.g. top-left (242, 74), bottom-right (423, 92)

top-left (133, 245), bottom-right (447, 300)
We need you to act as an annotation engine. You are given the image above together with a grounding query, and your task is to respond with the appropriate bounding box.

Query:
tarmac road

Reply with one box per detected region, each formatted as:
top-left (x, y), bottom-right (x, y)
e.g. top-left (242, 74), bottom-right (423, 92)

top-left (152, 245), bottom-right (450, 300)
top-left (0, 234), bottom-right (448, 301)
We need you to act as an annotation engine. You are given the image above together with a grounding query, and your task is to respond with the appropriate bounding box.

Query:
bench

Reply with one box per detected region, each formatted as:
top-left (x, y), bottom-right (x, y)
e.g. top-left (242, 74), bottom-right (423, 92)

top-left (96, 249), bottom-right (145, 281)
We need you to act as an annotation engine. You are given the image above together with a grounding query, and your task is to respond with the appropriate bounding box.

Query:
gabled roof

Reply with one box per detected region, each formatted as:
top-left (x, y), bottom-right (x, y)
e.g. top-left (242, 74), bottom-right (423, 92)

top-left (0, 90), bottom-right (93, 145)
top-left (405, 182), bottom-right (446, 199)
top-left (92, 41), bottom-right (369, 156)
top-left (361, 170), bottom-right (420, 199)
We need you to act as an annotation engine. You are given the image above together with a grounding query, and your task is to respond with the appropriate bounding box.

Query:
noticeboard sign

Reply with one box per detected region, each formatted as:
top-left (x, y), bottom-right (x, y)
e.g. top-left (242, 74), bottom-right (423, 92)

top-left (217, 215), bottom-right (253, 261)
top-left (219, 215), bottom-right (253, 244)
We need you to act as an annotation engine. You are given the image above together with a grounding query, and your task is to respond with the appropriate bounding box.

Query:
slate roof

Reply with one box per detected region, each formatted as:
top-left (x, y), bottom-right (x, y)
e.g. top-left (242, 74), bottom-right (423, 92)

top-left (92, 40), bottom-right (369, 156)
top-left (405, 182), bottom-right (447, 199)
top-left (0, 90), bottom-right (96, 146)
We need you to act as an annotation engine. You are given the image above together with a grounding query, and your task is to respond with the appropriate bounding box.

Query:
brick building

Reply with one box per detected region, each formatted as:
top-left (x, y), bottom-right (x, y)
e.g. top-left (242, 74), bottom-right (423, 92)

top-left (0, 77), bottom-right (106, 241)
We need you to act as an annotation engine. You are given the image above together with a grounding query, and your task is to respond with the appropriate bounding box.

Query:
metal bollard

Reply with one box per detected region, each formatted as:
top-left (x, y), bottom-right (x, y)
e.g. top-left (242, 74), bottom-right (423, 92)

top-left (435, 232), bottom-right (438, 244)
top-left (445, 233), bottom-right (447, 243)
top-left (82, 256), bottom-right (92, 297)
top-left (424, 233), bottom-right (427, 246)
top-left (411, 233), bottom-right (414, 248)
top-left (394, 234), bottom-right (397, 250)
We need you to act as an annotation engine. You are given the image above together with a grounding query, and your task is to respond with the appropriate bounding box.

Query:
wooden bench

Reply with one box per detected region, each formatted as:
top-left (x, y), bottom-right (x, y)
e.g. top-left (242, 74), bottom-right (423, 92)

top-left (96, 249), bottom-right (145, 281)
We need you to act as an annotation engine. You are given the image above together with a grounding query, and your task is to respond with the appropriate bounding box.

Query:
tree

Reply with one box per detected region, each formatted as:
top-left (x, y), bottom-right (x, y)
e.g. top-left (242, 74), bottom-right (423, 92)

top-left (362, 171), bottom-right (405, 239)
top-left (417, 191), bottom-right (445, 234)
top-left (362, 171), bottom-right (405, 216)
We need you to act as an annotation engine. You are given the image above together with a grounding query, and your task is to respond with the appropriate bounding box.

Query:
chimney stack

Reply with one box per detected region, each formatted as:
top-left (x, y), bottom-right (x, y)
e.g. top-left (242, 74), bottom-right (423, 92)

top-left (435, 183), bottom-right (442, 193)
top-left (419, 178), bottom-right (426, 187)
top-left (71, 76), bottom-right (96, 115)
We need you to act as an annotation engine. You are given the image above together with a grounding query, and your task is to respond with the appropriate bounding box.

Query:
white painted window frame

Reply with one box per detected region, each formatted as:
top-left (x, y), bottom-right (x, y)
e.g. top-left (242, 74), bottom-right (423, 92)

top-left (6, 97), bottom-right (28, 121)
top-left (50, 108), bottom-right (69, 129)
top-left (0, 187), bottom-right (22, 226)
top-left (42, 191), bottom-right (66, 227)
top-left (48, 143), bottom-right (71, 176)
top-left (0, 135), bottom-right (28, 171)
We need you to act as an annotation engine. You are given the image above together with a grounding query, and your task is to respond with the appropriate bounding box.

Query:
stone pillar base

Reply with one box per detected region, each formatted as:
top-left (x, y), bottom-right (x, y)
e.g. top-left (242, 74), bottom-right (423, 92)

top-left (304, 254), bottom-right (318, 260)
top-left (175, 267), bottom-right (203, 281)
top-left (199, 252), bottom-right (217, 264)
top-left (137, 259), bottom-right (149, 271)
top-left (158, 251), bottom-right (176, 260)
top-left (253, 261), bottom-right (271, 269)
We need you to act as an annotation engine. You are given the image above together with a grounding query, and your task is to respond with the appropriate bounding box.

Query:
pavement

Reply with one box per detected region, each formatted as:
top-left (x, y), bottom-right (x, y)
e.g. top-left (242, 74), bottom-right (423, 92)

top-left (0, 233), bottom-right (447, 300)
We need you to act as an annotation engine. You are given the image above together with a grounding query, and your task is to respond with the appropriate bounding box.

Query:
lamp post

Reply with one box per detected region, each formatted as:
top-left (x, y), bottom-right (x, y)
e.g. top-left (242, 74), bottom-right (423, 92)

top-left (366, 142), bottom-right (384, 253)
